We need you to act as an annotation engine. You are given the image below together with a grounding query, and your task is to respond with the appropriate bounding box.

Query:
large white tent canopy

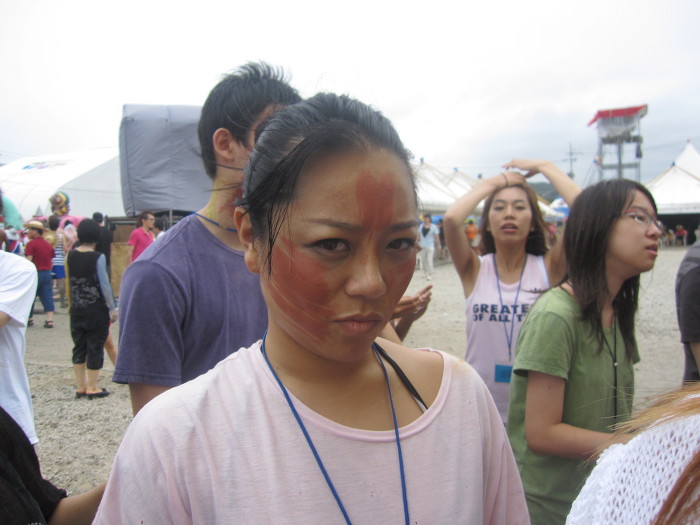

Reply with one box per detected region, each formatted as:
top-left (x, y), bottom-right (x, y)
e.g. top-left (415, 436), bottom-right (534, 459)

top-left (413, 161), bottom-right (463, 213)
top-left (1, 127), bottom-right (568, 225)
top-left (646, 142), bottom-right (700, 214)
top-left (413, 160), bottom-right (564, 220)
top-left (0, 147), bottom-right (122, 221)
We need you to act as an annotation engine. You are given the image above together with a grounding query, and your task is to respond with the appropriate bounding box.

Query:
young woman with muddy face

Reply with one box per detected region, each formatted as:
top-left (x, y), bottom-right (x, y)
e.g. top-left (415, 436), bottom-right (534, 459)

top-left (507, 179), bottom-right (662, 524)
top-left (93, 93), bottom-right (529, 524)
top-left (443, 161), bottom-right (580, 423)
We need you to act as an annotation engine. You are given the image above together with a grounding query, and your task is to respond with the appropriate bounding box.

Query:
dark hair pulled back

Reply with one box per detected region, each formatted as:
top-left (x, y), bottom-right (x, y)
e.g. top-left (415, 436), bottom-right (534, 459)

top-left (240, 92), bottom-right (416, 273)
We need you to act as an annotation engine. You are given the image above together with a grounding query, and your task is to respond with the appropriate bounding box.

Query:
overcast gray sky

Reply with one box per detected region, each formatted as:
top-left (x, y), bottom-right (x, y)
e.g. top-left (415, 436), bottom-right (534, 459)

top-left (1, 0), bottom-right (698, 185)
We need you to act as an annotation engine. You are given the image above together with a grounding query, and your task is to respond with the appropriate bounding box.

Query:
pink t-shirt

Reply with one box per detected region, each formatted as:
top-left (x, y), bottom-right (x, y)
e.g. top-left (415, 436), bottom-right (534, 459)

top-left (94, 343), bottom-right (529, 524)
top-left (128, 227), bottom-right (154, 262)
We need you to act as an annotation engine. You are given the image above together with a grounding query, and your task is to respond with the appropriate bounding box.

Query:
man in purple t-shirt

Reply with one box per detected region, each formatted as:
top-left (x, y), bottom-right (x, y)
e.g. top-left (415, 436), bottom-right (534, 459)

top-left (114, 63), bottom-right (302, 414)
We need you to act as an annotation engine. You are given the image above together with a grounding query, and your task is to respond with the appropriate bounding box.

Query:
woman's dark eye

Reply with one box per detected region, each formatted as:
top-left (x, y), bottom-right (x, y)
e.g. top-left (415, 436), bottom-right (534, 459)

top-left (388, 238), bottom-right (416, 250)
top-left (316, 239), bottom-right (345, 251)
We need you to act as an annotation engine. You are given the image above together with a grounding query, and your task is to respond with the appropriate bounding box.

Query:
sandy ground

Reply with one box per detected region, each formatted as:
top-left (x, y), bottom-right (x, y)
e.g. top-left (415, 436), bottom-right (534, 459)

top-left (24, 247), bottom-right (688, 496)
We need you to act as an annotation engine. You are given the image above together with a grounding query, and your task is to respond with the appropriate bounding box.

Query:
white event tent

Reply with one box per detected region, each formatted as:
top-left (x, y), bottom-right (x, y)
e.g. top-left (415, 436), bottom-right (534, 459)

top-left (646, 142), bottom-right (700, 214)
top-left (413, 161), bottom-right (464, 214)
top-left (0, 147), bottom-right (122, 221)
top-left (412, 160), bottom-right (563, 220)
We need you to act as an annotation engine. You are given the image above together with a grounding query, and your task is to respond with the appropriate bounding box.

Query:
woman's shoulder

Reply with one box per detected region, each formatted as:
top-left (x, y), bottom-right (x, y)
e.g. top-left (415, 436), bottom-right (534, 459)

top-left (136, 344), bottom-right (262, 426)
top-left (376, 339), bottom-right (446, 408)
top-left (376, 338), bottom-right (445, 369)
top-left (519, 287), bottom-right (581, 340)
top-left (376, 339), bottom-right (491, 409)
top-left (530, 286), bottom-right (576, 312)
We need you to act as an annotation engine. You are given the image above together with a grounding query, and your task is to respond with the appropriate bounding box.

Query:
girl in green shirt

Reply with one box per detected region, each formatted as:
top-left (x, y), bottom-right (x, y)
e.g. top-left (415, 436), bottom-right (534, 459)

top-left (507, 179), bottom-right (663, 524)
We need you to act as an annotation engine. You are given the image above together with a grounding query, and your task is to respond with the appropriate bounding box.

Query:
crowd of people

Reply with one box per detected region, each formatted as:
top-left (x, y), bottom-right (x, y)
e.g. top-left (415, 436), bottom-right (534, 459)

top-left (0, 62), bottom-right (698, 524)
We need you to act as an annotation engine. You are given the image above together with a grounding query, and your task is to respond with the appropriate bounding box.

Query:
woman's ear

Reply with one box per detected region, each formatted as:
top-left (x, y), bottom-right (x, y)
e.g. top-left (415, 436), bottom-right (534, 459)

top-left (234, 207), bottom-right (261, 274)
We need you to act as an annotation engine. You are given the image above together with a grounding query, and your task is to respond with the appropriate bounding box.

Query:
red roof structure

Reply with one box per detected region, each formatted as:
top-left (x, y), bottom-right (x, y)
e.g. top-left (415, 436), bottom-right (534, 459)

top-left (588, 104), bottom-right (648, 126)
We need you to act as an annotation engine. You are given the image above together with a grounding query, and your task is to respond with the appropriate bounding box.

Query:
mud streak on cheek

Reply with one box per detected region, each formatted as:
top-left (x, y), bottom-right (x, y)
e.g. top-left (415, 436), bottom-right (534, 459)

top-left (356, 170), bottom-right (395, 231)
top-left (394, 257), bottom-right (416, 287)
top-left (267, 237), bottom-right (333, 343)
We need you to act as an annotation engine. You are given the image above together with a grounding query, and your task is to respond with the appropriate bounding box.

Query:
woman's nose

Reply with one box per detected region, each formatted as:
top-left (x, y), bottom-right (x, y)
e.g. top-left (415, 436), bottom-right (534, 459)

top-left (345, 253), bottom-right (387, 300)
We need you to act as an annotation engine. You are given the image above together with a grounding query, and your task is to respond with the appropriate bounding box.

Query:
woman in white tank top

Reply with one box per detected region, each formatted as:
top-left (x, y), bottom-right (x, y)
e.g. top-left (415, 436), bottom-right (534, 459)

top-left (443, 160), bottom-right (580, 422)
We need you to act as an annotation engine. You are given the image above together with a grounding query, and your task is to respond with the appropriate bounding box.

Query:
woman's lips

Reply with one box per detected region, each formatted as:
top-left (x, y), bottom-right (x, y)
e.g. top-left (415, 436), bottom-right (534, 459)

top-left (334, 315), bottom-right (383, 335)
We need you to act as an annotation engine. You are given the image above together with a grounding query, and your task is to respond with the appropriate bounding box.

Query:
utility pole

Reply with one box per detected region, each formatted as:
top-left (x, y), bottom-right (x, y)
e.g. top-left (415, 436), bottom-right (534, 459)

top-left (565, 143), bottom-right (580, 179)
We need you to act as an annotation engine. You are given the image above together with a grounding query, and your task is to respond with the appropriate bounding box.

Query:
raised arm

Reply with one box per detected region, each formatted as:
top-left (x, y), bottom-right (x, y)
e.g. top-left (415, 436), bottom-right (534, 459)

top-left (504, 159), bottom-right (581, 284)
top-left (503, 159), bottom-right (580, 206)
top-left (443, 172), bottom-right (524, 295)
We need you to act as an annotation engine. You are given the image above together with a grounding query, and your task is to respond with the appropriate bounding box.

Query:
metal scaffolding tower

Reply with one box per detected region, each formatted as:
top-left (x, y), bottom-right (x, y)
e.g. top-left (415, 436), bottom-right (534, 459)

top-left (588, 104), bottom-right (647, 181)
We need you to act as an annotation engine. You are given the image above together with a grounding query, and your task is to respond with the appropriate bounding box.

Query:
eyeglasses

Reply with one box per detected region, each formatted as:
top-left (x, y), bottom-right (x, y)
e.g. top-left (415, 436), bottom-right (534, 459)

top-left (622, 209), bottom-right (663, 231)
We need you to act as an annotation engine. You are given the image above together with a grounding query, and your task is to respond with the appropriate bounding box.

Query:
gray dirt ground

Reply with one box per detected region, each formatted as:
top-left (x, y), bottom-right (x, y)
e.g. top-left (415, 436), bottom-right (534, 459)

top-left (24, 247), bottom-right (688, 496)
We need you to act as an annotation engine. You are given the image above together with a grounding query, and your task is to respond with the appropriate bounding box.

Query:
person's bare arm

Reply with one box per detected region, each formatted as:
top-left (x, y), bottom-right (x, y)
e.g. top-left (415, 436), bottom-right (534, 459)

top-left (443, 172), bottom-right (524, 295)
top-left (0, 312), bottom-right (11, 328)
top-left (392, 301), bottom-right (429, 341)
top-left (387, 286), bottom-right (432, 341)
top-left (129, 383), bottom-right (172, 415)
top-left (525, 371), bottom-right (613, 460)
top-left (503, 159), bottom-right (580, 206)
top-left (391, 285), bottom-right (432, 319)
top-left (48, 482), bottom-right (106, 525)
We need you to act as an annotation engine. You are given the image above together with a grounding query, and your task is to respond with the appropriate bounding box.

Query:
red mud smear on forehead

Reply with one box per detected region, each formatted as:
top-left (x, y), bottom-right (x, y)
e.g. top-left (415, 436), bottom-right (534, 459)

top-left (355, 169), bottom-right (395, 232)
top-left (267, 236), bottom-right (333, 344)
top-left (355, 166), bottom-right (416, 297)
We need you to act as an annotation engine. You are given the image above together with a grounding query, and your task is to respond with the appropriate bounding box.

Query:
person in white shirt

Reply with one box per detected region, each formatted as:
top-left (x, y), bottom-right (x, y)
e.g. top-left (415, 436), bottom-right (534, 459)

top-left (417, 213), bottom-right (441, 280)
top-left (0, 189), bottom-right (39, 444)
top-left (567, 384), bottom-right (700, 525)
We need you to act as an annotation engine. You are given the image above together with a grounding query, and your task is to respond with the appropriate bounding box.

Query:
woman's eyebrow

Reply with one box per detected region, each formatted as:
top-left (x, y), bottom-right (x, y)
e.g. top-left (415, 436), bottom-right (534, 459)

top-left (626, 205), bottom-right (656, 216)
top-left (493, 198), bottom-right (527, 204)
top-left (306, 218), bottom-right (418, 232)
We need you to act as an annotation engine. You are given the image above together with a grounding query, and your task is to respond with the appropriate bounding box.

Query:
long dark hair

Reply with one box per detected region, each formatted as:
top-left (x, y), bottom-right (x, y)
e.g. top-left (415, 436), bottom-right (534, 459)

top-left (478, 183), bottom-right (548, 256)
top-left (564, 179), bottom-right (657, 359)
top-left (240, 92), bottom-right (416, 274)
